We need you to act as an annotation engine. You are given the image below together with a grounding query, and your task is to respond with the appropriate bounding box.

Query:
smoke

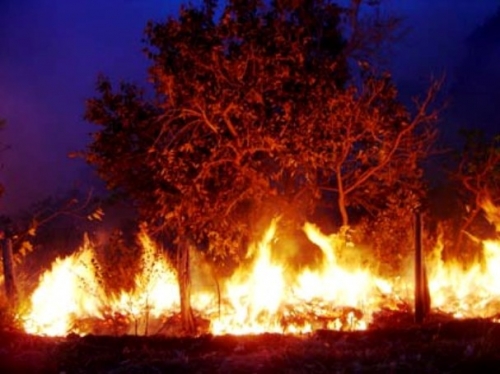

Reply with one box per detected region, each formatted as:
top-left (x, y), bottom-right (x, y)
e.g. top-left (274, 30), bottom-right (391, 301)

top-left (386, 0), bottom-right (498, 80)
top-left (0, 0), bottom-right (191, 213)
top-left (379, 0), bottom-right (500, 144)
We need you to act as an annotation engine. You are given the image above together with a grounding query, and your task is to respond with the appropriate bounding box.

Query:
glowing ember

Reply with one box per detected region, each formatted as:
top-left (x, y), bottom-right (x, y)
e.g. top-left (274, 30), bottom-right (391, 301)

top-left (18, 200), bottom-right (500, 337)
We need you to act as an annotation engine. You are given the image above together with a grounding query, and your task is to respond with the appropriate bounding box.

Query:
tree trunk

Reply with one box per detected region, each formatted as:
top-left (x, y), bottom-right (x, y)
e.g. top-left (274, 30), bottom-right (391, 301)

top-left (338, 193), bottom-right (349, 228)
top-left (336, 169), bottom-right (349, 227)
top-left (177, 238), bottom-right (196, 334)
top-left (2, 238), bottom-right (18, 305)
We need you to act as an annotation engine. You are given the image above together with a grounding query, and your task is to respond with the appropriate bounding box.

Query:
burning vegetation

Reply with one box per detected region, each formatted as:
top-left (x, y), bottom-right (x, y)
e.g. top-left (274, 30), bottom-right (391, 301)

top-left (14, 196), bottom-right (500, 337)
top-left (1, 0), bottom-right (500, 371)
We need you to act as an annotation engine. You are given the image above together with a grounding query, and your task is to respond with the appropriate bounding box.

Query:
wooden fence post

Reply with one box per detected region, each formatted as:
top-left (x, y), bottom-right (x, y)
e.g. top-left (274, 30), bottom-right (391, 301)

top-left (414, 212), bottom-right (430, 323)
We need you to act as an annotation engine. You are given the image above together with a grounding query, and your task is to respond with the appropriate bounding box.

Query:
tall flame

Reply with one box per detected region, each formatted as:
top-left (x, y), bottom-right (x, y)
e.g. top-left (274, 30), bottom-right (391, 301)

top-left (110, 232), bottom-right (179, 320)
top-left (210, 221), bottom-right (391, 334)
top-left (211, 219), bottom-right (286, 334)
top-left (21, 231), bottom-right (181, 336)
top-left (427, 194), bottom-right (500, 318)
top-left (23, 236), bottom-right (104, 336)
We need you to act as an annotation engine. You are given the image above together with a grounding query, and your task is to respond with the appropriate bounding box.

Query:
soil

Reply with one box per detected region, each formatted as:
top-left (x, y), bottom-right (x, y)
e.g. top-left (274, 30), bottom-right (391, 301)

top-left (1, 313), bottom-right (500, 373)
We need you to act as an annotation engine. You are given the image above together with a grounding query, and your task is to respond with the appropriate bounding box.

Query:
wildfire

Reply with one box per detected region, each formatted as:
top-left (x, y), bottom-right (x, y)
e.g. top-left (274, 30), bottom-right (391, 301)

top-left (427, 195), bottom-right (500, 319)
top-left (211, 220), bottom-right (285, 334)
top-left (23, 236), bottom-right (104, 336)
top-left (21, 232), bottom-right (181, 336)
top-left (18, 206), bottom-right (500, 337)
top-left (110, 232), bottom-right (180, 320)
top-left (210, 221), bottom-right (391, 334)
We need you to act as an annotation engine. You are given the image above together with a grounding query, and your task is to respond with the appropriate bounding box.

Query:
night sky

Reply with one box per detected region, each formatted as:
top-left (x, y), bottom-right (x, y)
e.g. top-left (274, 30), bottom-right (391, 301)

top-left (0, 0), bottom-right (499, 214)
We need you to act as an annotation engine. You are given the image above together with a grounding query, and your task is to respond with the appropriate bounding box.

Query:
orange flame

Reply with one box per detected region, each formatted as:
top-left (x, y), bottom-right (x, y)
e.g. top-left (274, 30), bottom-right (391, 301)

top-left (19, 202), bottom-right (500, 336)
top-left (110, 232), bottom-right (179, 320)
top-left (21, 231), bottom-right (181, 336)
top-left (23, 236), bottom-right (104, 336)
top-left (425, 194), bottom-right (500, 319)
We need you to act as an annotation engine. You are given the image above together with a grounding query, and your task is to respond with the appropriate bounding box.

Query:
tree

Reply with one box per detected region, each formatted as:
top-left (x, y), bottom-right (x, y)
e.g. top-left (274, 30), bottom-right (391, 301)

top-left (84, 0), bottom-right (438, 333)
top-left (306, 70), bottom-right (440, 227)
top-left (451, 130), bottom-right (500, 256)
top-left (86, 0), bottom-right (350, 332)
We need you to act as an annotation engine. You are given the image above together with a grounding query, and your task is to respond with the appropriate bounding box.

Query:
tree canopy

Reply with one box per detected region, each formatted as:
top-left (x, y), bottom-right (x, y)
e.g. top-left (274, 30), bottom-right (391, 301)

top-left (85, 0), bottom-right (437, 243)
top-left (86, 0), bottom-right (352, 256)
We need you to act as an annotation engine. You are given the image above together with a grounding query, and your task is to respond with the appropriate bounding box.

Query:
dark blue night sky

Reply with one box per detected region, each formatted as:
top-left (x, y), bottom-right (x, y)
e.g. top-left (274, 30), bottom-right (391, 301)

top-left (0, 0), bottom-right (499, 213)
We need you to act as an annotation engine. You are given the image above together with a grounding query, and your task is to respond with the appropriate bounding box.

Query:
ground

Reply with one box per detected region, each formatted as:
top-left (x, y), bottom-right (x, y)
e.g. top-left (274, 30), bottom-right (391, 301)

top-left (1, 314), bottom-right (500, 373)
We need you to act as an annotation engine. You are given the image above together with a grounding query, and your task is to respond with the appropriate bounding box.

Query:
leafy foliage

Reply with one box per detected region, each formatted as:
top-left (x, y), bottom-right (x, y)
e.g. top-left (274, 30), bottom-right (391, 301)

top-left (355, 189), bottom-right (419, 275)
top-left (455, 130), bottom-right (500, 210)
top-left (85, 0), bottom-right (353, 259)
top-left (0, 189), bottom-right (102, 268)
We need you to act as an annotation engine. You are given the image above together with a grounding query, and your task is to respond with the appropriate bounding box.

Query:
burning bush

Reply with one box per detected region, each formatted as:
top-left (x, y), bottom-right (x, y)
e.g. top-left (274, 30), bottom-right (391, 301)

top-left (92, 229), bottom-right (142, 295)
